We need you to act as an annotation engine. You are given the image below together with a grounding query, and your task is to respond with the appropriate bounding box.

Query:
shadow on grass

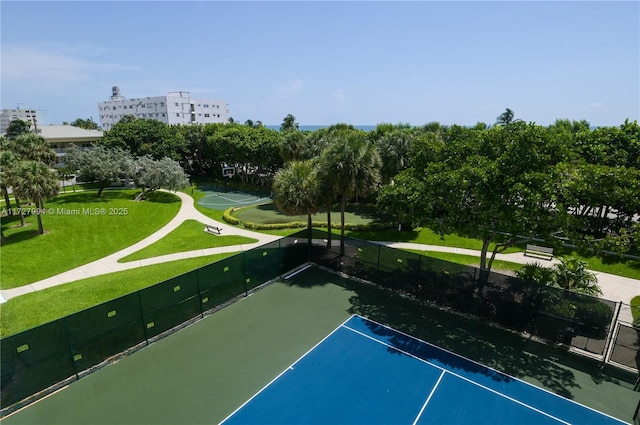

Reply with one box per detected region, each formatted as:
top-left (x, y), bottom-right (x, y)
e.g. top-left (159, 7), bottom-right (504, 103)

top-left (287, 266), bottom-right (637, 400)
top-left (51, 191), bottom-right (133, 204)
top-left (144, 191), bottom-right (181, 204)
top-left (0, 217), bottom-right (40, 246)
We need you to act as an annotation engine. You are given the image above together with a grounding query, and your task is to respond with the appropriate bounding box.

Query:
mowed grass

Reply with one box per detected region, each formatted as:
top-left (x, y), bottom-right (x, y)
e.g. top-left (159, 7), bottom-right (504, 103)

top-left (0, 190), bottom-right (181, 289)
top-left (118, 219), bottom-right (258, 262)
top-left (404, 250), bottom-right (524, 274)
top-left (348, 228), bottom-right (640, 280)
top-left (0, 253), bottom-right (236, 337)
top-left (345, 227), bottom-right (517, 252)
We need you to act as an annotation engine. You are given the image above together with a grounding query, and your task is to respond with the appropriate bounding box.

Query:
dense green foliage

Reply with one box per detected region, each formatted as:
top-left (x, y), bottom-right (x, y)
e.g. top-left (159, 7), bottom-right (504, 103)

top-left (74, 113), bottom-right (640, 270)
top-left (516, 257), bottom-right (601, 296)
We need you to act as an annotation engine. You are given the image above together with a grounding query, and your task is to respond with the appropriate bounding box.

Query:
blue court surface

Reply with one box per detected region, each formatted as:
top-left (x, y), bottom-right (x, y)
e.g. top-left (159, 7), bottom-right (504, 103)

top-left (222, 315), bottom-right (625, 425)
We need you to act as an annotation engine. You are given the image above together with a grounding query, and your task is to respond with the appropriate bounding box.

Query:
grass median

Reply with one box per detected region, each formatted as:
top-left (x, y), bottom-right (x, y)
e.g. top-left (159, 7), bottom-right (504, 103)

top-left (0, 190), bottom-right (181, 289)
top-left (0, 253), bottom-right (236, 337)
top-left (118, 219), bottom-right (258, 262)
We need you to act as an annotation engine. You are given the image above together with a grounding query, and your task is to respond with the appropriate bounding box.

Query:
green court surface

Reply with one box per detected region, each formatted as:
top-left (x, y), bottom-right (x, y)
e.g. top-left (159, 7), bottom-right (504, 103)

top-left (234, 203), bottom-right (381, 225)
top-left (196, 187), bottom-right (272, 210)
top-left (3, 267), bottom-right (638, 424)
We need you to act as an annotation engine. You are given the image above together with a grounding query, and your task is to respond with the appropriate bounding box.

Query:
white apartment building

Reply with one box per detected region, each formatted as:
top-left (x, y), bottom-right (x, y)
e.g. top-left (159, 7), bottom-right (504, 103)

top-left (97, 86), bottom-right (230, 131)
top-left (0, 108), bottom-right (40, 135)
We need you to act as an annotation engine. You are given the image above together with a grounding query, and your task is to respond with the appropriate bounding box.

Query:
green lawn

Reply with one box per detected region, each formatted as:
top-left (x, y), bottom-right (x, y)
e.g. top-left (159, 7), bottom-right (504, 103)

top-left (348, 228), bottom-right (640, 280)
top-left (118, 219), bottom-right (258, 262)
top-left (405, 249), bottom-right (524, 274)
top-left (0, 190), bottom-right (181, 289)
top-left (0, 253), bottom-right (236, 337)
top-left (345, 227), bottom-right (519, 252)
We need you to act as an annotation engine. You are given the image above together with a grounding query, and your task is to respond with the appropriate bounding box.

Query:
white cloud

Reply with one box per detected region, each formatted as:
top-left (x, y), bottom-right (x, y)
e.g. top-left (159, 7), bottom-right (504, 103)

top-left (2, 44), bottom-right (139, 88)
top-left (333, 89), bottom-right (345, 102)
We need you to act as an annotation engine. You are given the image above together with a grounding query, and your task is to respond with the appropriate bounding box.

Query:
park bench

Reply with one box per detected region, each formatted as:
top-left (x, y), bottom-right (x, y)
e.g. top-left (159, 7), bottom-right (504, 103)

top-left (524, 244), bottom-right (554, 260)
top-left (204, 225), bottom-right (222, 235)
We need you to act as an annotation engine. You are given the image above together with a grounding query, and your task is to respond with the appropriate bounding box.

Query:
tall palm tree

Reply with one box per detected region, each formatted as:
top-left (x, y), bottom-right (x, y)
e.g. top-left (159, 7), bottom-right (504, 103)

top-left (273, 160), bottom-right (321, 247)
top-left (280, 114), bottom-right (299, 132)
top-left (495, 108), bottom-right (521, 126)
top-left (13, 161), bottom-right (60, 235)
top-left (318, 131), bottom-right (379, 255)
top-left (11, 133), bottom-right (57, 166)
top-left (376, 128), bottom-right (413, 184)
top-left (0, 138), bottom-right (18, 214)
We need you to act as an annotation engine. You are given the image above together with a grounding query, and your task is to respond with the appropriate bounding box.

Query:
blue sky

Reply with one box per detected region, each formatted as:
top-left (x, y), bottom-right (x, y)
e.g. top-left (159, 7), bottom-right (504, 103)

top-left (1, 1), bottom-right (638, 127)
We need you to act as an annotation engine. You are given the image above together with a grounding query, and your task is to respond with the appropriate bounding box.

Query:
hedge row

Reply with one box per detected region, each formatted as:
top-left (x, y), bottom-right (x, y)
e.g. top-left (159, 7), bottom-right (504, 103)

top-left (222, 208), bottom-right (240, 225)
top-left (243, 220), bottom-right (396, 231)
top-left (222, 207), bottom-right (395, 231)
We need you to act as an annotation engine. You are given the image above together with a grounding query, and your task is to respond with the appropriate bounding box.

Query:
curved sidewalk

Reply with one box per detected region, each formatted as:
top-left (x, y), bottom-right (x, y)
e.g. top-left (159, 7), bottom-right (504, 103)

top-left (0, 191), bottom-right (279, 302)
top-left (2, 197), bottom-right (638, 317)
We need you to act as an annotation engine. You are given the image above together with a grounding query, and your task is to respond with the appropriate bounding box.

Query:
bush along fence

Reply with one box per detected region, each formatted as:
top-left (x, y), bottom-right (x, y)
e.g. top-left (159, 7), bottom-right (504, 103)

top-left (0, 236), bottom-right (308, 414)
top-left (306, 233), bottom-right (639, 376)
top-left (1, 230), bottom-right (638, 413)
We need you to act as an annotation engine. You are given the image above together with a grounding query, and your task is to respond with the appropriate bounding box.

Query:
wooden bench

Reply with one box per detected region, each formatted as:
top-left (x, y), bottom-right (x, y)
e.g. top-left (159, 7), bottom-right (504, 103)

top-left (204, 225), bottom-right (222, 235)
top-left (524, 244), bottom-right (554, 260)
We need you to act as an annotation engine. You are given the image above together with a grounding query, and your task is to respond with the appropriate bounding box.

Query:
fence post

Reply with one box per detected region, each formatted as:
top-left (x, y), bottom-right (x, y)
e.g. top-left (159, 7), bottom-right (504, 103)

top-left (137, 290), bottom-right (150, 346)
top-left (602, 301), bottom-right (622, 367)
top-left (197, 267), bottom-right (205, 318)
top-left (243, 250), bottom-right (249, 296)
top-left (62, 317), bottom-right (80, 379)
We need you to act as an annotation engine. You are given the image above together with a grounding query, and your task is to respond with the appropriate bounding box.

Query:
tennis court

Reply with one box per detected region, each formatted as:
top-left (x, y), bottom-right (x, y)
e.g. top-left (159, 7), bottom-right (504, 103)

top-left (197, 187), bottom-right (272, 210)
top-left (2, 266), bottom-right (637, 424)
top-left (222, 315), bottom-right (625, 425)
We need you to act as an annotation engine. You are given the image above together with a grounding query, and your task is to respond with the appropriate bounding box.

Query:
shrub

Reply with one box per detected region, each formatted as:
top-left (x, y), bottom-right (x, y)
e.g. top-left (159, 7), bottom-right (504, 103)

top-left (241, 221), bottom-right (396, 231)
top-left (222, 208), bottom-right (240, 225)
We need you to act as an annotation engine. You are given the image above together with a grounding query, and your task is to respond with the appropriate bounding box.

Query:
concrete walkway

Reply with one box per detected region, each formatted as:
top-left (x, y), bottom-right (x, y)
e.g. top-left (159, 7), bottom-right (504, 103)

top-left (0, 191), bottom-right (279, 302)
top-left (1, 194), bottom-right (638, 323)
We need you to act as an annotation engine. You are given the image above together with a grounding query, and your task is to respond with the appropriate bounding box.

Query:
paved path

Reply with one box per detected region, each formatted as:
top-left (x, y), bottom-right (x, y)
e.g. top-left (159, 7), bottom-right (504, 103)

top-left (1, 195), bottom-right (638, 323)
top-left (0, 191), bottom-right (279, 302)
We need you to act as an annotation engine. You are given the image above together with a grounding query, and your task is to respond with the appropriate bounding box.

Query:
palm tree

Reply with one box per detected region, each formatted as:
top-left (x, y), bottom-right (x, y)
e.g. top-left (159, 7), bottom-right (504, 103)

top-left (13, 161), bottom-right (60, 235)
top-left (318, 130), bottom-right (379, 255)
top-left (376, 128), bottom-right (413, 184)
top-left (495, 108), bottom-right (521, 126)
top-left (273, 160), bottom-right (321, 247)
top-left (280, 114), bottom-right (299, 132)
top-left (515, 262), bottom-right (555, 286)
top-left (5, 119), bottom-right (31, 139)
top-left (0, 138), bottom-right (18, 214)
top-left (11, 133), bottom-right (57, 166)
top-left (551, 257), bottom-right (601, 296)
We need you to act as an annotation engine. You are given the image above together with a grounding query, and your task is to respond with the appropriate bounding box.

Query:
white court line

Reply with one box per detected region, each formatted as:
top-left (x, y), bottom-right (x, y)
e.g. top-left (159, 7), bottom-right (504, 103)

top-left (218, 316), bottom-right (354, 425)
top-left (350, 314), bottom-right (627, 425)
top-left (412, 370), bottom-right (445, 425)
top-left (342, 324), bottom-right (571, 425)
top-left (283, 264), bottom-right (312, 280)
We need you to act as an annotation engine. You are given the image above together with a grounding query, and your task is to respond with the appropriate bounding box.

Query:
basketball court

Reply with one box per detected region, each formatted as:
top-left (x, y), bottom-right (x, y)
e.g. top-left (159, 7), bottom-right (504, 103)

top-left (196, 167), bottom-right (273, 210)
